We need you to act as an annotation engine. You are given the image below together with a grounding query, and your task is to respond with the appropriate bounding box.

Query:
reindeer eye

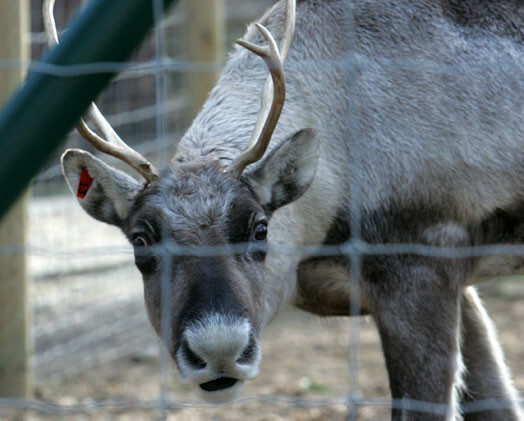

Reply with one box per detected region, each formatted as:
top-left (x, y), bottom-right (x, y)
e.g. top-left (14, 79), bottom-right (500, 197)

top-left (254, 222), bottom-right (268, 241)
top-left (132, 235), bottom-right (148, 248)
top-left (132, 234), bottom-right (156, 274)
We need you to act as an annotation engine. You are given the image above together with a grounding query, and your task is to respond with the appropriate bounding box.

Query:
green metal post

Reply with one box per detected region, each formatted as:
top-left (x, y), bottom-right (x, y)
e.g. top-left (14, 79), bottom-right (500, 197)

top-left (0, 0), bottom-right (178, 220)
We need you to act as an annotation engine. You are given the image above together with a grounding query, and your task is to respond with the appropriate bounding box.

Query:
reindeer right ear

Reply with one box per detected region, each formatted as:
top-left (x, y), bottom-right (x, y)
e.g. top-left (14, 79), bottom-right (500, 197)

top-left (61, 149), bottom-right (143, 227)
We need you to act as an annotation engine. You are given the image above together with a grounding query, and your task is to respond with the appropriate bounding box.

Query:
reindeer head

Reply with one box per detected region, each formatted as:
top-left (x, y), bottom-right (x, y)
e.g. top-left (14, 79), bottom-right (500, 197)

top-left (49, 0), bottom-right (318, 402)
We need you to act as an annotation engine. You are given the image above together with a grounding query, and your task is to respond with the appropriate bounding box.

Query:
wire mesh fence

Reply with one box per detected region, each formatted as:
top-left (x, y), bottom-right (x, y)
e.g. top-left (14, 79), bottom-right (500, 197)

top-left (1, 0), bottom-right (524, 420)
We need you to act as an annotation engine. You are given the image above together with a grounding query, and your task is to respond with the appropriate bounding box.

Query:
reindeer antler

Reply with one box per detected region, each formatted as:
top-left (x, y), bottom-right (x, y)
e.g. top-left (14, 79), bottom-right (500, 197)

top-left (227, 0), bottom-right (296, 179)
top-left (43, 0), bottom-right (159, 183)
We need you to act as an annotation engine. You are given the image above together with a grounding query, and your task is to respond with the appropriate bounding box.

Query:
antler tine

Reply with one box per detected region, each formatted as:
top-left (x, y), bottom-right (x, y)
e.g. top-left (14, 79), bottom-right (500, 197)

top-left (241, 0), bottom-right (296, 153)
top-left (228, 0), bottom-right (296, 179)
top-left (279, 0), bottom-right (297, 63)
top-left (42, 0), bottom-right (159, 183)
top-left (43, 0), bottom-right (59, 46)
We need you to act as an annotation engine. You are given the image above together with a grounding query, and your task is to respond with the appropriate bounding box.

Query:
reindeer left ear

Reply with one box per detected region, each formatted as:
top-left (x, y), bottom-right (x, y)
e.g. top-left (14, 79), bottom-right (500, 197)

top-left (246, 128), bottom-right (319, 212)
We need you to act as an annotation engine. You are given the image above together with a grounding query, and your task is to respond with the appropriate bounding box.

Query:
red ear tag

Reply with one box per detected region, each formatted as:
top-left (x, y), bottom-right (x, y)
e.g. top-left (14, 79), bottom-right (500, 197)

top-left (77, 168), bottom-right (93, 198)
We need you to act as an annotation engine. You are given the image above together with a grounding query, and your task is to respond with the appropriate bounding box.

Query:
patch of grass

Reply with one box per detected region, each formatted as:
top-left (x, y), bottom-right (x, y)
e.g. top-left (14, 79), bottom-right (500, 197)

top-left (308, 380), bottom-right (331, 393)
top-left (299, 376), bottom-right (332, 394)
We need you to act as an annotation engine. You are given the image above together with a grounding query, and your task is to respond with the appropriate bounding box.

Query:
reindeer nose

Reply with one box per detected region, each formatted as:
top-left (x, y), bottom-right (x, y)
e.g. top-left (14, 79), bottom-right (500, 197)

top-left (180, 329), bottom-right (257, 370)
top-left (175, 314), bottom-right (261, 398)
top-left (178, 315), bottom-right (259, 373)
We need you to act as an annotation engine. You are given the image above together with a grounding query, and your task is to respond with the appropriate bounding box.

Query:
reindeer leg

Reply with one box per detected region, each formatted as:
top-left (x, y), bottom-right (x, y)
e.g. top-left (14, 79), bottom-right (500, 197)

top-left (366, 256), bottom-right (463, 421)
top-left (295, 256), bottom-right (521, 419)
top-left (460, 286), bottom-right (523, 421)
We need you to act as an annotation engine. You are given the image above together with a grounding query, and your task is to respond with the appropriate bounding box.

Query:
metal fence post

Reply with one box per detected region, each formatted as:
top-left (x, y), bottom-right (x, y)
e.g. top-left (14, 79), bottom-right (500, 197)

top-left (0, 0), bottom-right (32, 398)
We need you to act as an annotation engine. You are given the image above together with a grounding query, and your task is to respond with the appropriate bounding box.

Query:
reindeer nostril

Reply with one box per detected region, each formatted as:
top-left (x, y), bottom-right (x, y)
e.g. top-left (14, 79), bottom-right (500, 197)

top-left (182, 340), bottom-right (207, 369)
top-left (236, 333), bottom-right (256, 364)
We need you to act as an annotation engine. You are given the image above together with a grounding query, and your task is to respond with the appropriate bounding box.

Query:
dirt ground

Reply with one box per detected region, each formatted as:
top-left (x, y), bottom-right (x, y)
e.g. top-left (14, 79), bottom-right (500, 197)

top-left (4, 278), bottom-right (524, 421)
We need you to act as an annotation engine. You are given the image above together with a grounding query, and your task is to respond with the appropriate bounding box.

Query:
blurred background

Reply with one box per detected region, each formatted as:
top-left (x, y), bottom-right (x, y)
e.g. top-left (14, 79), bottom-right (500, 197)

top-left (0, 1), bottom-right (523, 420)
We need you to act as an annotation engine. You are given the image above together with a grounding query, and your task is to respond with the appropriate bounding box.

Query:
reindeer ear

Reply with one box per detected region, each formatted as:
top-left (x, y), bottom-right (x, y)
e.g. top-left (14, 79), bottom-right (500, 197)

top-left (61, 149), bottom-right (143, 227)
top-left (246, 128), bottom-right (319, 212)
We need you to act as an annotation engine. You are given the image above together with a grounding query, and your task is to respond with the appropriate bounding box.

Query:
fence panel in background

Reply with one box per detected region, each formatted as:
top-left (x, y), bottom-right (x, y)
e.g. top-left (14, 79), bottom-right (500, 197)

top-left (0, 1), bottom-right (523, 421)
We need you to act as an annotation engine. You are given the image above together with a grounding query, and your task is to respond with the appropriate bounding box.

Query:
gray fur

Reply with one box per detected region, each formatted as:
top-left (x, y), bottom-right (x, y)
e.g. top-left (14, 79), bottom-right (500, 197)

top-left (61, 0), bottom-right (524, 418)
top-left (246, 128), bottom-right (319, 212)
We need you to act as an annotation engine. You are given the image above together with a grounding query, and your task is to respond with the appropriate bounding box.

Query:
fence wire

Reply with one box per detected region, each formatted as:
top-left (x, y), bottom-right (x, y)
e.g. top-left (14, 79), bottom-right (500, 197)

top-left (0, 0), bottom-right (523, 420)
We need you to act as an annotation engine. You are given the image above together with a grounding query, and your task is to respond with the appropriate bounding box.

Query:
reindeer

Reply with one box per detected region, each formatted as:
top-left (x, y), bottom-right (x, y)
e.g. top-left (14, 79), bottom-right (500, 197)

top-left (45, 0), bottom-right (524, 419)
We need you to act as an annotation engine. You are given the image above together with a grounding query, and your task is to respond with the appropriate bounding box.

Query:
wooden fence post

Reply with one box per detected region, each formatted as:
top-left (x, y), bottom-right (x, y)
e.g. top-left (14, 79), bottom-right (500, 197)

top-left (186, 0), bottom-right (225, 119)
top-left (0, 0), bottom-right (32, 398)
